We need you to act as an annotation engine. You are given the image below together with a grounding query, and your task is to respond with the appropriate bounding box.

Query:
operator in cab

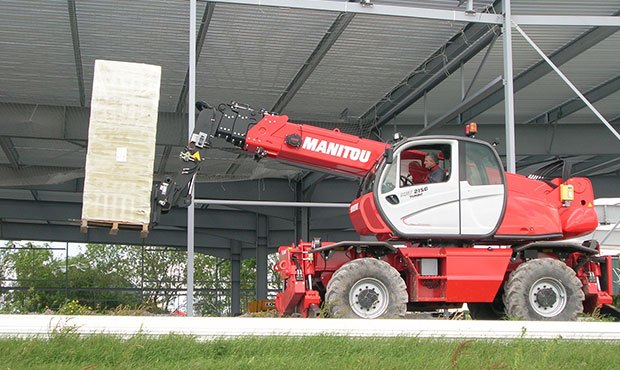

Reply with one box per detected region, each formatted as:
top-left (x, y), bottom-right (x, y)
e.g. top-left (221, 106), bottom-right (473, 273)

top-left (423, 153), bottom-right (446, 183)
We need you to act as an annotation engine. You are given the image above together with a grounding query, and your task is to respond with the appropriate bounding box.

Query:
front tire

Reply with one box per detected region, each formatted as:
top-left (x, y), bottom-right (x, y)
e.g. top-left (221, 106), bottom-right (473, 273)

top-left (503, 258), bottom-right (584, 321)
top-left (325, 258), bottom-right (407, 319)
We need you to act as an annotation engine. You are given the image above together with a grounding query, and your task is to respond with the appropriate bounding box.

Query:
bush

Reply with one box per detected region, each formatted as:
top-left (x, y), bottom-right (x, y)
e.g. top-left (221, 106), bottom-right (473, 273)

top-left (57, 300), bottom-right (94, 315)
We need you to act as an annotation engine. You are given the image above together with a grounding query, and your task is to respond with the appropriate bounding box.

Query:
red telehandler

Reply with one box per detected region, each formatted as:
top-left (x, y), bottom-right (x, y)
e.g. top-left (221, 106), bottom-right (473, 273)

top-left (152, 101), bottom-right (619, 321)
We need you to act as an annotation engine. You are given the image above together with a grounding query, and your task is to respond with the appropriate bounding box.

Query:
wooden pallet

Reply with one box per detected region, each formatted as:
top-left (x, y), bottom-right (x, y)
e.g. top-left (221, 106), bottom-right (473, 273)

top-left (80, 219), bottom-right (149, 238)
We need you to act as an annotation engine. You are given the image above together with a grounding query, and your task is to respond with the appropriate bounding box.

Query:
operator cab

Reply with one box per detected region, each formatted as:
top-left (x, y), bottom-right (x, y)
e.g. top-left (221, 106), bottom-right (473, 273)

top-left (354, 136), bottom-right (506, 240)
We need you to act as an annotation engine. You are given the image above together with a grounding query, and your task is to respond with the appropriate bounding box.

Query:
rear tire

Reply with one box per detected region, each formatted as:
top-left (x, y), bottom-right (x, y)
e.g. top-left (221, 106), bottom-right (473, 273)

top-left (503, 258), bottom-right (584, 321)
top-left (468, 300), bottom-right (505, 320)
top-left (325, 258), bottom-right (407, 319)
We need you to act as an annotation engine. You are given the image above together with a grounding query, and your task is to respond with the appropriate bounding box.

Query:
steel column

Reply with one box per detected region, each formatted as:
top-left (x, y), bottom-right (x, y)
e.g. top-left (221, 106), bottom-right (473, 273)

top-left (186, 0), bottom-right (197, 317)
top-left (231, 240), bottom-right (242, 316)
top-left (256, 214), bottom-right (269, 301)
top-left (502, 0), bottom-right (516, 172)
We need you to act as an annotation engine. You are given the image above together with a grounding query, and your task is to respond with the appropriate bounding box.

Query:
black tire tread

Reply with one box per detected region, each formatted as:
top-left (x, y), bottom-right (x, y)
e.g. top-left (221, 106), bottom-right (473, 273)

top-left (503, 258), bottom-right (584, 321)
top-left (325, 258), bottom-right (407, 319)
top-left (467, 302), bottom-right (505, 320)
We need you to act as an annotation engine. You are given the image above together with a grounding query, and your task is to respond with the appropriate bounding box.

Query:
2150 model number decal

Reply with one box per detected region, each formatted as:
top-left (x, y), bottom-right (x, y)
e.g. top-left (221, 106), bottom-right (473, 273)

top-left (401, 186), bottom-right (428, 199)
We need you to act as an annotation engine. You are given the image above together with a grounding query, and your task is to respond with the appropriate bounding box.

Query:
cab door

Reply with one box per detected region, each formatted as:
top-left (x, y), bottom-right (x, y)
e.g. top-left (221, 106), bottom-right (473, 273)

top-left (459, 141), bottom-right (506, 236)
top-left (375, 139), bottom-right (460, 237)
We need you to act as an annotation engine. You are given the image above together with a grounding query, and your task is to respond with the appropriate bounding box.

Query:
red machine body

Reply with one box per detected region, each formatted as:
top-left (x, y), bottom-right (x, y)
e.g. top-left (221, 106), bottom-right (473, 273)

top-left (243, 113), bottom-right (388, 177)
top-left (169, 101), bottom-right (616, 320)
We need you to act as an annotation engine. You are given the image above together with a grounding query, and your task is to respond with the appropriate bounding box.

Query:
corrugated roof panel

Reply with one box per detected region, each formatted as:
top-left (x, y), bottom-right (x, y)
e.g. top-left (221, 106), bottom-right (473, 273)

top-left (287, 14), bottom-right (467, 122)
top-left (0, 0), bottom-right (78, 106)
top-left (76, 0), bottom-right (191, 112)
top-left (196, 4), bottom-right (339, 111)
top-left (396, 23), bottom-right (610, 126)
top-left (519, 32), bottom-right (620, 125)
top-left (471, 27), bottom-right (620, 125)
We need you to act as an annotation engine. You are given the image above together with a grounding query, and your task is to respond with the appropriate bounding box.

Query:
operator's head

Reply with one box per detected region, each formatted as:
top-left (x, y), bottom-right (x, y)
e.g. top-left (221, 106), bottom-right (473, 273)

top-left (424, 153), bottom-right (438, 170)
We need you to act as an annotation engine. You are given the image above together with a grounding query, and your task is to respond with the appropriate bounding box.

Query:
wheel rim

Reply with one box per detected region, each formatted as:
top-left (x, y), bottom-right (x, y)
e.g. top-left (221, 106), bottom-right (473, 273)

top-left (349, 277), bottom-right (389, 319)
top-left (528, 277), bottom-right (567, 317)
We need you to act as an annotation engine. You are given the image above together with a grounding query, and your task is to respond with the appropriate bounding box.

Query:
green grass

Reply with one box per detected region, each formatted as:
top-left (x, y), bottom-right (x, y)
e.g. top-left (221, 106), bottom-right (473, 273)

top-left (1, 334), bottom-right (620, 370)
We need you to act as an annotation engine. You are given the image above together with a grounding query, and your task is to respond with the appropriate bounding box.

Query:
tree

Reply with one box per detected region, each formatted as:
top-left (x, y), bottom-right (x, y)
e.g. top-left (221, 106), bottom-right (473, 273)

top-left (0, 241), bottom-right (66, 312)
top-left (140, 246), bottom-right (188, 312)
top-left (194, 257), bottom-right (258, 316)
top-left (64, 251), bottom-right (142, 310)
top-left (0, 241), bottom-right (268, 315)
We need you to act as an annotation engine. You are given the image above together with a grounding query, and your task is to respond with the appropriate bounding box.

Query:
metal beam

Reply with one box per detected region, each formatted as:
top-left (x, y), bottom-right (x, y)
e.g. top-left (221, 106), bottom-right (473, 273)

top-left (205, 0), bottom-right (503, 24)
top-left (0, 103), bottom-right (186, 146)
top-left (0, 166), bottom-right (84, 187)
top-left (588, 162), bottom-right (620, 177)
top-left (573, 157), bottom-right (620, 177)
top-left (176, 2), bottom-right (216, 113)
top-left (271, 13), bottom-right (354, 113)
top-left (512, 15), bottom-right (620, 27)
top-left (526, 76), bottom-right (620, 124)
top-left (157, 145), bottom-right (172, 174)
top-left (301, 171), bottom-right (329, 194)
top-left (393, 124), bottom-right (620, 156)
top-left (463, 33), bottom-right (498, 100)
top-left (461, 12), bottom-right (620, 123)
top-left (0, 137), bottom-right (20, 168)
top-left (67, 0), bottom-right (86, 107)
top-left (360, 1), bottom-right (502, 130)
top-left (0, 199), bottom-right (258, 230)
top-left (195, 199), bottom-right (348, 208)
top-left (0, 222), bottom-right (229, 249)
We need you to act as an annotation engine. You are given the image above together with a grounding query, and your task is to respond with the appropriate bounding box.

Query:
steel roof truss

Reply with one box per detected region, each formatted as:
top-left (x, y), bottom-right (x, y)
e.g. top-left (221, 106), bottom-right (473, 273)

top-left (67, 0), bottom-right (86, 107)
top-left (461, 14), bottom-right (620, 123)
top-left (415, 76), bottom-right (503, 136)
top-left (527, 76), bottom-right (620, 125)
top-left (364, 24), bottom-right (501, 130)
top-left (514, 23), bottom-right (620, 143)
top-left (0, 137), bottom-right (20, 169)
top-left (176, 2), bottom-right (216, 113)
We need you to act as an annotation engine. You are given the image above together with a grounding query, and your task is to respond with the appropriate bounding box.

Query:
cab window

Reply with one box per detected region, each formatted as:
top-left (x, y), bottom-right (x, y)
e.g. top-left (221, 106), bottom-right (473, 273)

top-left (399, 145), bottom-right (451, 187)
top-left (463, 142), bottom-right (503, 186)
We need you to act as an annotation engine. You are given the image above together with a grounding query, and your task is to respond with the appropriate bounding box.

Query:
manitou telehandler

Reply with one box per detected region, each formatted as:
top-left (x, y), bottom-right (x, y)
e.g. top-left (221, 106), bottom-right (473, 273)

top-left (152, 101), bottom-right (619, 321)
